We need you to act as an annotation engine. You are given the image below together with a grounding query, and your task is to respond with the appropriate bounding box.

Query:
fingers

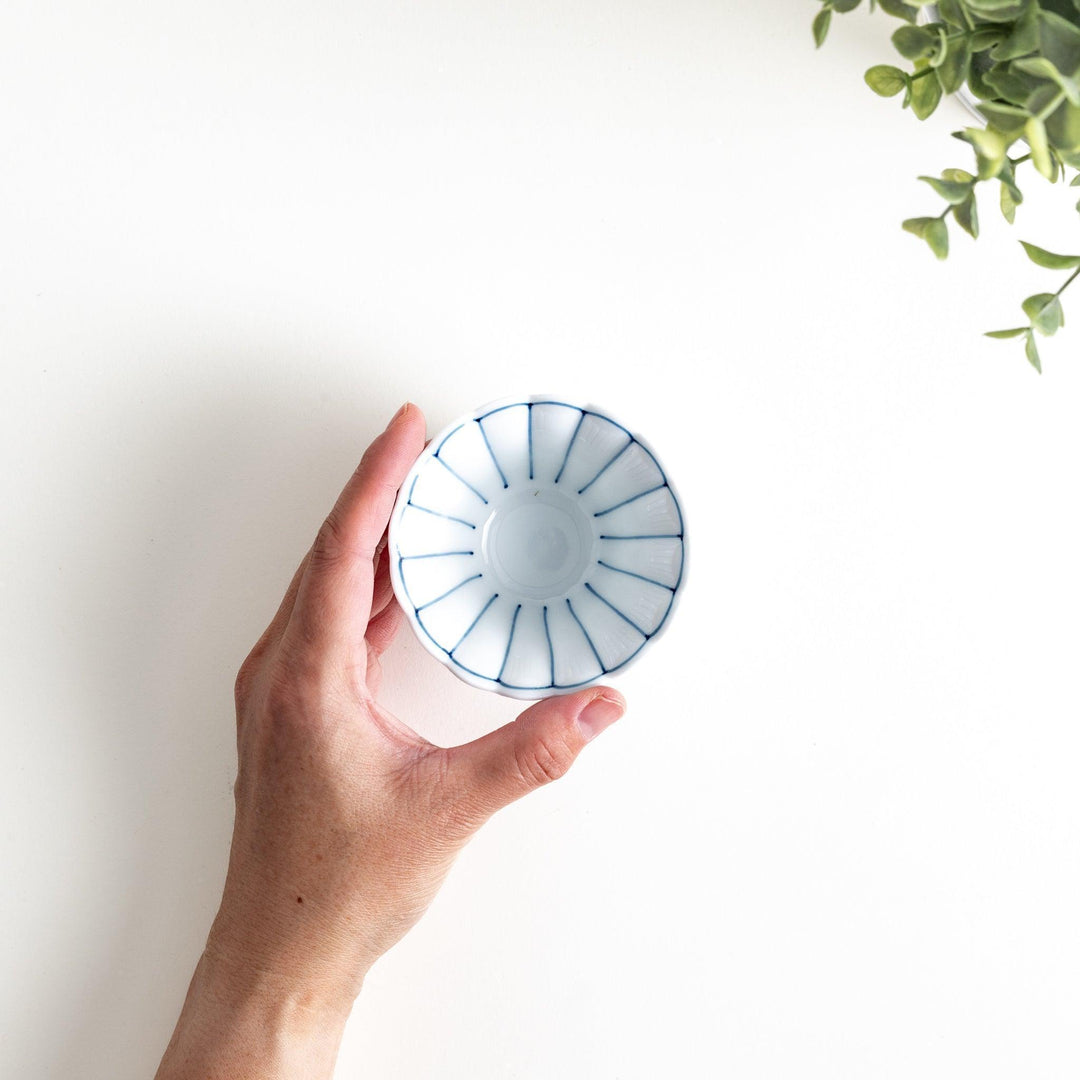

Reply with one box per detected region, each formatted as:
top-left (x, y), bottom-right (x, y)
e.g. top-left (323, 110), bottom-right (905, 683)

top-left (444, 688), bottom-right (625, 821)
top-left (366, 597), bottom-right (405, 657)
top-left (369, 539), bottom-right (395, 622)
top-left (286, 403), bottom-right (426, 656)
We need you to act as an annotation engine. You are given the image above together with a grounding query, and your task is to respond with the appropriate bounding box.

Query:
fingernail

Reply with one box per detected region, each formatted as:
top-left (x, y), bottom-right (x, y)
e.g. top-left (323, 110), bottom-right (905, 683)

top-left (576, 694), bottom-right (624, 743)
top-left (386, 402), bottom-right (411, 429)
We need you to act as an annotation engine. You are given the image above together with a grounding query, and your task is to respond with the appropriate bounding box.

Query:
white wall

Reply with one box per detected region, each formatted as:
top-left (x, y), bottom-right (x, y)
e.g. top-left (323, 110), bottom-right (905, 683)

top-left (3, 2), bottom-right (1079, 1077)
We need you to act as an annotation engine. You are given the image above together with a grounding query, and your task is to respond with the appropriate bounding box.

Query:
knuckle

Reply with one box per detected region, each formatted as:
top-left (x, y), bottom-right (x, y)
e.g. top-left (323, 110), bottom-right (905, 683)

top-left (515, 733), bottom-right (574, 789)
top-left (233, 648), bottom-right (261, 708)
top-left (261, 661), bottom-right (311, 718)
top-left (312, 513), bottom-right (348, 565)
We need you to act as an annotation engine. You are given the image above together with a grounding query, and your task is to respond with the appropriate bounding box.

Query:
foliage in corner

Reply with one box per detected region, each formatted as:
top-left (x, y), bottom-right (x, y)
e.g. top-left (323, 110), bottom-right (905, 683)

top-left (815, 0), bottom-right (1080, 372)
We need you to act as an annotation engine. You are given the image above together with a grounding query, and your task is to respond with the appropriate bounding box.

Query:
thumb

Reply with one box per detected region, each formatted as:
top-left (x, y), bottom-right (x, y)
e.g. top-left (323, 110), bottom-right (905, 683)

top-left (449, 688), bottom-right (625, 818)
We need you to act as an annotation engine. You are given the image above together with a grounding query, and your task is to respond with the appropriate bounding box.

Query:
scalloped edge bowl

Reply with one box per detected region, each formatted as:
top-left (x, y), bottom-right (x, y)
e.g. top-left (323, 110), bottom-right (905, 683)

top-left (388, 395), bottom-right (688, 699)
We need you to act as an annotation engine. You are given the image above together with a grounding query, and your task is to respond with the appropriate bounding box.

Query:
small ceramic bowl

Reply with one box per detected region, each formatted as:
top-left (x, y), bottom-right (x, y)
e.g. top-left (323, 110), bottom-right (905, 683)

top-left (388, 396), bottom-right (686, 699)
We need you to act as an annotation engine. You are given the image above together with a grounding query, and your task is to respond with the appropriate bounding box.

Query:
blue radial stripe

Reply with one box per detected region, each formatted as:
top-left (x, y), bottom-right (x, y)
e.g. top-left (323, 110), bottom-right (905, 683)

top-left (433, 454), bottom-right (489, 505)
top-left (599, 533), bottom-right (682, 541)
top-left (593, 482), bottom-right (668, 518)
top-left (451, 592), bottom-right (499, 655)
top-left (397, 538), bottom-right (675, 690)
top-left (542, 605), bottom-right (555, 686)
top-left (566, 597), bottom-right (606, 674)
top-left (429, 421), bottom-right (464, 451)
top-left (553, 410), bottom-right (586, 485)
top-left (583, 582), bottom-right (649, 638)
top-left (577, 437), bottom-right (632, 495)
top-left (497, 603), bottom-right (522, 682)
top-left (407, 503), bottom-right (478, 529)
top-left (432, 422), bottom-right (466, 454)
top-left (418, 620), bottom-right (666, 692)
top-left (527, 403), bottom-right (534, 480)
top-left (416, 573), bottom-right (483, 612)
top-left (476, 418), bottom-right (509, 488)
top-left (405, 475), bottom-right (478, 528)
top-left (478, 401), bottom-right (579, 420)
top-left (399, 550), bottom-right (475, 560)
top-left (597, 560), bottom-right (676, 592)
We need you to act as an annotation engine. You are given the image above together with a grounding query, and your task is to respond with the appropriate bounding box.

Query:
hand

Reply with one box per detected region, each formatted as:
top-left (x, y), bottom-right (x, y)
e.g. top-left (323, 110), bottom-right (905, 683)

top-left (155, 403), bottom-right (625, 1080)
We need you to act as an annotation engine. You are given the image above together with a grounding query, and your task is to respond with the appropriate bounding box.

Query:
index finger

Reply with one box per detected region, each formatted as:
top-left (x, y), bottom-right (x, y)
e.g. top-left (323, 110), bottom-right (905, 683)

top-left (286, 403), bottom-right (426, 656)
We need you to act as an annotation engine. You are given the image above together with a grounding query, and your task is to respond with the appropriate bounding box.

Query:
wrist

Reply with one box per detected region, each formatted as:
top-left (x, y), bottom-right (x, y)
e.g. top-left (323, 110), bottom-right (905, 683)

top-left (155, 944), bottom-right (354, 1080)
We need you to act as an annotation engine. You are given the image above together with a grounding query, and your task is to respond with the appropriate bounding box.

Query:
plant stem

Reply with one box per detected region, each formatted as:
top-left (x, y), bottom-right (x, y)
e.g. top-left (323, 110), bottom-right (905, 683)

top-left (1056, 266), bottom-right (1080, 298)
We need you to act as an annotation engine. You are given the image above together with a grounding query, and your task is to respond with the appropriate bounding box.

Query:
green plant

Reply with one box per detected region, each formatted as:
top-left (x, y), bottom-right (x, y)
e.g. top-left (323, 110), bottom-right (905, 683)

top-left (814, 0), bottom-right (1080, 371)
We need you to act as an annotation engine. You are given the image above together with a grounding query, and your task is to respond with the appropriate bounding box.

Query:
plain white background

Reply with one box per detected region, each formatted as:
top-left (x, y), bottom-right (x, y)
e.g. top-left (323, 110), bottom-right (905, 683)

top-left (3, 1), bottom-right (1080, 1076)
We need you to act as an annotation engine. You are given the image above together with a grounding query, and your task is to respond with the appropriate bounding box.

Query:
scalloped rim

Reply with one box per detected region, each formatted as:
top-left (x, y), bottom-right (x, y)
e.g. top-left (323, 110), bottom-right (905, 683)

top-left (388, 393), bottom-right (689, 700)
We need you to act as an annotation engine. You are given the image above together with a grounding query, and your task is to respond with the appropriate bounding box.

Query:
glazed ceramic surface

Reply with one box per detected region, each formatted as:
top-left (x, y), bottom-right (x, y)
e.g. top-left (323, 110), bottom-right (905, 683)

top-left (388, 397), bottom-right (686, 699)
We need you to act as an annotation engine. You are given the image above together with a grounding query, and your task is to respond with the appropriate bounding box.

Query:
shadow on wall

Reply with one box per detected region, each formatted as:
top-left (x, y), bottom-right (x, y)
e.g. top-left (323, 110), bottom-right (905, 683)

top-left (43, 365), bottom-right (401, 1080)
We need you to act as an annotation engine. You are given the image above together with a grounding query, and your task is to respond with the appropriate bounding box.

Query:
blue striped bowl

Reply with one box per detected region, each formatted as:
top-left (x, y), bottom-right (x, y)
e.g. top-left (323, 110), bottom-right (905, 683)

top-left (388, 396), bottom-right (686, 699)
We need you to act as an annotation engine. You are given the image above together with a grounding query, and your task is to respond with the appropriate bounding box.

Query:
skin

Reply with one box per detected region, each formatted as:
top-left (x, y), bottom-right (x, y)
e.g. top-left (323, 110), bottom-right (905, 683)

top-left (154, 403), bottom-right (625, 1080)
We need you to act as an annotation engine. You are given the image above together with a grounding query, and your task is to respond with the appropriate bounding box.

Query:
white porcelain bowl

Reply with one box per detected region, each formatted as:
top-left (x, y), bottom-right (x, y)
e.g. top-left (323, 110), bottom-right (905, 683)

top-left (388, 397), bottom-right (686, 699)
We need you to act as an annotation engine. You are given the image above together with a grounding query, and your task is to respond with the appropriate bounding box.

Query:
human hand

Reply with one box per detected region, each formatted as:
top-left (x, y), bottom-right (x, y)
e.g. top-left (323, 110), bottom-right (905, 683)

top-left (155, 403), bottom-right (625, 1080)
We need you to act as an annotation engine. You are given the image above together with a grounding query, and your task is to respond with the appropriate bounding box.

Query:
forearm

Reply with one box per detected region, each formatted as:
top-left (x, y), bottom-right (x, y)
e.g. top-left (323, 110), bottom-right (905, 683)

top-left (154, 945), bottom-right (353, 1080)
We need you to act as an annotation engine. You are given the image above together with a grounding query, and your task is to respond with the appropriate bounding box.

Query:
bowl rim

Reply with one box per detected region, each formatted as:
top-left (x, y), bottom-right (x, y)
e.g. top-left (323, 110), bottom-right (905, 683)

top-left (388, 393), bottom-right (689, 700)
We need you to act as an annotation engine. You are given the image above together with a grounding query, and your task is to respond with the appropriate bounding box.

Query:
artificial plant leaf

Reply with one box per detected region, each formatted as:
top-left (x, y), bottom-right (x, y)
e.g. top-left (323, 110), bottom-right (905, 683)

top-left (1025, 329), bottom-right (1043, 371)
top-left (1026, 115), bottom-right (1056, 178)
top-left (866, 64), bottom-right (909, 96)
top-left (892, 25), bottom-right (940, 59)
top-left (954, 191), bottom-right (980, 237)
top-left (1013, 57), bottom-right (1080, 104)
top-left (1019, 240), bottom-right (1080, 268)
top-left (903, 215), bottom-right (950, 258)
top-left (1046, 101), bottom-right (1080, 152)
top-left (954, 126), bottom-right (1010, 178)
top-left (999, 156), bottom-right (1021, 190)
top-left (976, 100), bottom-right (1032, 136)
top-left (970, 28), bottom-right (1009, 52)
top-left (1026, 80), bottom-right (1067, 117)
top-left (985, 327), bottom-right (1030, 338)
top-left (984, 65), bottom-right (1041, 104)
top-left (993, 3), bottom-right (1040, 61)
top-left (1023, 292), bottom-right (1064, 334)
top-left (878, 0), bottom-right (920, 21)
top-left (1039, 10), bottom-right (1080, 79)
top-left (1039, 0), bottom-right (1080, 18)
top-left (936, 36), bottom-right (973, 93)
top-left (813, 7), bottom-right (832, 48)
top-left (832, 0), bottom-right (864, 11)
top-left (912, 68), bottom-right (944, 117)
top-left (1000, 180), bottom-right (1020, 222)
top-left (902, 216), bottom-right (934, 237)
top-left (1072, 172), bottom-right (1080, 185)
top-left (966, 0), bottom-right (1029, 22)
top-left (919, 174), bottom-right (974, 203)
top-left (967, 63), bottom-right (1001, 101)
top-left (935, 0), bottom-right (969, 26)
top-left (942, 167), bottom-right (976, 182)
